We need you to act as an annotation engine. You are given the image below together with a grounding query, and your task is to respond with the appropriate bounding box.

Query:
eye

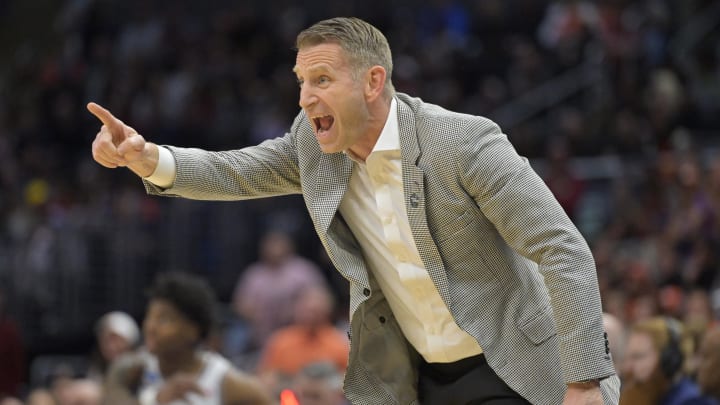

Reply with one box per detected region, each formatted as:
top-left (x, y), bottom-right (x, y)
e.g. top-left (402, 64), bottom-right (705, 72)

top-left (317, 75), bottom-right (330, 85)
top-left (296, 78), bottom-right (304, 88)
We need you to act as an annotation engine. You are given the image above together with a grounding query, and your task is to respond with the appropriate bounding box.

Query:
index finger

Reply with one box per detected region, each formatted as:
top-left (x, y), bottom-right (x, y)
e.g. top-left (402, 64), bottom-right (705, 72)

top-left (87, 102), bottom-right (123, 133)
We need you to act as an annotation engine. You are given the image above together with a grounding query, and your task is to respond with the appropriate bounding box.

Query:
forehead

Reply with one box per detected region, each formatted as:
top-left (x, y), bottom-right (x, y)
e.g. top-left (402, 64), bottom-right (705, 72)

top-left (147, 298), bottom-right (182, 316)
top-left (293, 43), bottom-right (348, 74)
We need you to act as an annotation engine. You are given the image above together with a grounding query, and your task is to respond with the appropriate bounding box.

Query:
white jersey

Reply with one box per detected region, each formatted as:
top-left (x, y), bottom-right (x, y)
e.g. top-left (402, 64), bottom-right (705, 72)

top-left (138, 351), bottom-right (231, 405)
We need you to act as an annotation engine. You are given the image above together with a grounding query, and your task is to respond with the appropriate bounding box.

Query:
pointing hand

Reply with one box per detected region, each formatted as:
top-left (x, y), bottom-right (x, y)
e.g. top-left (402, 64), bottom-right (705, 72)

top-left (87, 102), bottom-right (158, 177)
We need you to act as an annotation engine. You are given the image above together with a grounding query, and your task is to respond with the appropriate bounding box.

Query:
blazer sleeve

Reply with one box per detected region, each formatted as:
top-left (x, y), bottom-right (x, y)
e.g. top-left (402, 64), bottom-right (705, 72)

top-left (143, 113), bottom-right (304, 200)
top-left (457, 116), bottom-right (613, 382)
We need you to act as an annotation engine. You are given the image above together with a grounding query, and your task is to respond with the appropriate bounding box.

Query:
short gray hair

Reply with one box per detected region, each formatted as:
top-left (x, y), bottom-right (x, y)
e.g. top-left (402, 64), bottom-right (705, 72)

top-left (296, 17), bottom-right (395, 98)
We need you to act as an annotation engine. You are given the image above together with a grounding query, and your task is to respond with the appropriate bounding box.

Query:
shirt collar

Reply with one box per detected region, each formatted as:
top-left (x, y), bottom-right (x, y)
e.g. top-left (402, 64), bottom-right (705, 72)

top-left (373, 97), bottom-right (399, 152)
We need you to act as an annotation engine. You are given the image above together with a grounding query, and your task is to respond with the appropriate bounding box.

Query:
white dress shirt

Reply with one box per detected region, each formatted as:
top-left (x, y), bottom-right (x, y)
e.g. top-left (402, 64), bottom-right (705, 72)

top-left (338, 99), bottom-right (482, 363)
top-left (146, 99), bottom-right (483, 363)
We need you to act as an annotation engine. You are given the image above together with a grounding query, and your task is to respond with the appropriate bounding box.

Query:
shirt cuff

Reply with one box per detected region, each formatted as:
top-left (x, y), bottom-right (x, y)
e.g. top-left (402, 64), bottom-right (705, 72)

top-left (144, 146), bottom-right (176, 188)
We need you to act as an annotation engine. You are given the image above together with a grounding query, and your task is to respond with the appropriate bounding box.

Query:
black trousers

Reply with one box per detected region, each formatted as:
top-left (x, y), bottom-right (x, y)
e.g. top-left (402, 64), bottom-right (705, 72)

top-left (418, 354), bottom-right (532, 405)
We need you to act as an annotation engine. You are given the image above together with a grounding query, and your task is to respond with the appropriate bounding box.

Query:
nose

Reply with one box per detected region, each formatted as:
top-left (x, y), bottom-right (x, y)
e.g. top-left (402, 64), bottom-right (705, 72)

top-left (298, 82), bottom-right (317, 109)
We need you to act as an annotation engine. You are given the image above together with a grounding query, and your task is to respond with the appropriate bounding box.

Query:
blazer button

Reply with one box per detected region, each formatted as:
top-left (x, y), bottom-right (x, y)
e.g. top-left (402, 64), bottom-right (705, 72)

top-left (379, 316), bottom-right (386, 324)
top-left (363, 288), bottom-right (370, 297)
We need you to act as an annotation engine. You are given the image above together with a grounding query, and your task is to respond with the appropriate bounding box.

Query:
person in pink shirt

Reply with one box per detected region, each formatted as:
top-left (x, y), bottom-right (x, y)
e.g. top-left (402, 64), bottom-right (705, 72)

top-left (231, 230), bottom-right (326, 352)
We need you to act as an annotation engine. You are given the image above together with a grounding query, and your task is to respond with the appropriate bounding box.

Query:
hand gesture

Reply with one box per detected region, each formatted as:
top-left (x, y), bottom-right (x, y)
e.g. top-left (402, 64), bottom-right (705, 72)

top-left (87, 102), bottom-right (158, 177)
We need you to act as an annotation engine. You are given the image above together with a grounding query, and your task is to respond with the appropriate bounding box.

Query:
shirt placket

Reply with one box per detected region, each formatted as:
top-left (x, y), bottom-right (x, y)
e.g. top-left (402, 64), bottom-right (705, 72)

top-left (368, 152), bottom-right (448, 360)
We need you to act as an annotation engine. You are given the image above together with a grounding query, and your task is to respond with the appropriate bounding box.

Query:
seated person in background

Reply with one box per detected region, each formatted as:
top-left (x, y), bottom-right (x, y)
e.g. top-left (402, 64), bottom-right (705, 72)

top-left (256, 284), bottom-right (349, 393)
top-left (0, 397), bottom-right (23, 405)
top-left (619, 317), bottom-right (716, 405)
top-left (695, 326), bottom-right (720, 403)
top-left (24, 388), bottom-right (56, 405)
top-left (231, 230), bottom-right (325, 352)
top-left (88, 311), bottom-right (140, 381)
top-left (104, 272), bottom-right (272, 405)
top-left (57, 379), bottom-right (102, 405)
top-left (602, 312), bottom-right (627, 380)
top-left (291, 362), bottom-right (348, 405)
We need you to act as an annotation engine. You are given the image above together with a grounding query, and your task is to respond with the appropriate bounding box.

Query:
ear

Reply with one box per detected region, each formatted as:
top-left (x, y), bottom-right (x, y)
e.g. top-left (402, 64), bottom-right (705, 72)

top-left (364, 65), bottom-right (387, 102)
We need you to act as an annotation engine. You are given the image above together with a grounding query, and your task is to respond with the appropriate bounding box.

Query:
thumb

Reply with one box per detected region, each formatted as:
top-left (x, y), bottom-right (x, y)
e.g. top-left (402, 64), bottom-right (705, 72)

top-left (117, 133), bottom-right (144, 155)
top-left (87, 102), bottom-right (124, 136)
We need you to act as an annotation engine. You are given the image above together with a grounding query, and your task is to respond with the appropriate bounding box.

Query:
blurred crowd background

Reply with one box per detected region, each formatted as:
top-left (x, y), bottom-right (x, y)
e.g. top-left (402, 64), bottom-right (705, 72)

top-left (0, 0), bottom-right (719, 404)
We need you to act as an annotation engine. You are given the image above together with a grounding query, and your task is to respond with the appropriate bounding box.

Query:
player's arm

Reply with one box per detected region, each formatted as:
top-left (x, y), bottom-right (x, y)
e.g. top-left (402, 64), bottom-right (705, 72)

top-left (102, 352), bottom-right (145, 405)
top-left (222, 369), bottom-right (275, 405)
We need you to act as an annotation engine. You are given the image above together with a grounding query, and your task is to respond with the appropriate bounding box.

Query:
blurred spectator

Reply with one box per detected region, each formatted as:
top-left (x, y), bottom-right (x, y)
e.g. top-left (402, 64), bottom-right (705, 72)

top-left (103, 272), bottom-right (272, 405)
top-left (47, 365), bottom-right (78, 405)
top-left (87, 311), bottom-right (140, 381)
top-left (230, 230), bottom-right (325, 354)
top-left (0, 288), bottom-right (25, 398)
top-left (603, 312), bottom-right (627, 379)
top-left (56, 379), bottom-right (101, 405)
top-left (620, 316), bottom-right (715, 405)
top-left (256, 285), bottom-right (349, 393)
top-left (0, 0), bottom-right (718, 393)
top-left (695, 326), bottom-right (720, 402)
top-left (24, 389), bottom-right (56, 405)
top-left (291, 362), bottom-right (349, 405)
top-left (0, 397), bottom-right (23, 405)
top-left (683, 289), bottom-right (716, 374)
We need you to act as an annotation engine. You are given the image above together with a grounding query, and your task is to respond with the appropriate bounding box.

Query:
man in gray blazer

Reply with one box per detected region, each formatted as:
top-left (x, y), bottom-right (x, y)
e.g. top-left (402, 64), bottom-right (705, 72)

top-left (88, 17), bottom-right (620, 405)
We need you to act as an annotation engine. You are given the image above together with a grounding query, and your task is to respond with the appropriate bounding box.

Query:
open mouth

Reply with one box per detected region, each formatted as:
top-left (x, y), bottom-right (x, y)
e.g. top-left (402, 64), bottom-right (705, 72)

top-left (312, 115), bottom-right (335, 134)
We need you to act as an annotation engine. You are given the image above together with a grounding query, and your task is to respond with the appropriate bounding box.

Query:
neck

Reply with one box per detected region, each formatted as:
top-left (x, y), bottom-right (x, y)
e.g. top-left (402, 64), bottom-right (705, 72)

top-left (302, 323), bottom-right (326, 338)
top-left (348, 96), bottom-right (392, 162)
top-left (157, 349), bottom-right (203, 378)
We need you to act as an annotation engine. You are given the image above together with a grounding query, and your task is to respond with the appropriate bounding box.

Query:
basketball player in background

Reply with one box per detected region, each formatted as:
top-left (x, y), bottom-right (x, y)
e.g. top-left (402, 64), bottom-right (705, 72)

top-left (103, 272), bottom-right (272, 405)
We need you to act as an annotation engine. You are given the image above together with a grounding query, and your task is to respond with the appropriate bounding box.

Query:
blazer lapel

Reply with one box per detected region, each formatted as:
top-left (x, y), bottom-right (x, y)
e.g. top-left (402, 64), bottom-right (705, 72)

top-left (313, 152), bottom-right (353, 233)
top-left (397, 99), bottom-right (451, 307)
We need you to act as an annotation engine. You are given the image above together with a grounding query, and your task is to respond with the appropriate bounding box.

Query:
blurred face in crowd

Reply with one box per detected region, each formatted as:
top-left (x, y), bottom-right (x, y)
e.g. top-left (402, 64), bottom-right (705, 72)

top-left (24, 390), bottom-right (56, 405)
top-left (602, 313), bottom-right (626, 376)
top-left (294, 287), bottom-right (333, 329)
top-left (294, 43), bottom-right (375, 157)
top-left (622, 331), bottom-right (659, 383)
top-left (61, 380), bottom-right (102, 405)
top-left (143, 299), bottom-right (199, 356)
top-left (98, 329), bottom-right (132, 362)
top-left (696, 327), bottom-right (720, 398)
top-left (260, 232), bottom-right (294, 266)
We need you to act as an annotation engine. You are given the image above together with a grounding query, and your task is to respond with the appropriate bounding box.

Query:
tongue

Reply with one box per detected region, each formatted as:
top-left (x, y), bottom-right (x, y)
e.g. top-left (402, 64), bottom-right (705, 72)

top-left (319, 116), bottom-right (334, 131)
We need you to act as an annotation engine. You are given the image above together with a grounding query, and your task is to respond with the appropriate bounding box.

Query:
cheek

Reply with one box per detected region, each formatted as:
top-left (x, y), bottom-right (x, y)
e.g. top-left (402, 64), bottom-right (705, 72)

top-left (636, 356), bottom-right (658, 379)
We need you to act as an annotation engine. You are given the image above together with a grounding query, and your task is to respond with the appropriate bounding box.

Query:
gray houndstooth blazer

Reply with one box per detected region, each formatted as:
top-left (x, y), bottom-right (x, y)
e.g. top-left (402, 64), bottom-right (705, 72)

top-left (145, 93), bottom-right (620, 405)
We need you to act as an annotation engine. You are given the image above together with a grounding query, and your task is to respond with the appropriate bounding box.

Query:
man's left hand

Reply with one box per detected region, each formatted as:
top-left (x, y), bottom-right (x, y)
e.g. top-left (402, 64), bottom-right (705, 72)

top-left (562, 381), bottom-right (602, 405)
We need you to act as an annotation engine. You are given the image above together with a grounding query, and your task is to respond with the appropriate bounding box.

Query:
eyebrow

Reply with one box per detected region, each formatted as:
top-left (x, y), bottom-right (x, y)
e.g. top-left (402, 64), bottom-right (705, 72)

top-left (292, 64), bottom-right (330, 76)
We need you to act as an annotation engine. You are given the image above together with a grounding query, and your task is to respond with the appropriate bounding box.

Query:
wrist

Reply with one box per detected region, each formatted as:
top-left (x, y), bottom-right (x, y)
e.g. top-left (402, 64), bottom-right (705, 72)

top-left (130, 143), bottom-right (159, 178)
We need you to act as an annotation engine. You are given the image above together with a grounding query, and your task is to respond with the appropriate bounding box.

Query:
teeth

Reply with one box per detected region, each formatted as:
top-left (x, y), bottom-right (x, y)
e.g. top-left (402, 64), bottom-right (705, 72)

top-left (311, 115), bottom-right (330, 131)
